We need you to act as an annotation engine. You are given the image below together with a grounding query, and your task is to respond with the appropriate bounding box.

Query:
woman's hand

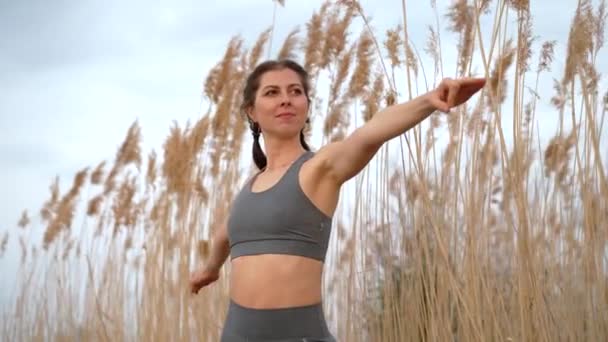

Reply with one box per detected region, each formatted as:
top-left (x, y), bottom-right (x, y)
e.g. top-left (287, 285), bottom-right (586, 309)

top-left (428, 77), bottom-right (486, 113)
top-left (189, 264), bottom-right (220, 294)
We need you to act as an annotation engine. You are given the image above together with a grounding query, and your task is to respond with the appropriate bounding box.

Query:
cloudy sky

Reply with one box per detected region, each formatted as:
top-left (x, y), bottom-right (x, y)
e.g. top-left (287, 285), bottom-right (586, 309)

top-left (0, 0), bottom-right (598, 309)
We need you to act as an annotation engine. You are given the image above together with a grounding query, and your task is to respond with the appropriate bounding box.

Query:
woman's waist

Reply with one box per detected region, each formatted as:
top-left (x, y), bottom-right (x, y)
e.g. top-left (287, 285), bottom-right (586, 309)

top-left (229, 254), bottom-right (323, 308)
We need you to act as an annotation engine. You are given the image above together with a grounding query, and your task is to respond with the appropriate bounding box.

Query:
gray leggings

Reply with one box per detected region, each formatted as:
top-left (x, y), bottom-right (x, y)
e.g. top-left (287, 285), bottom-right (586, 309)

top-left (220, 299), bottom-right (337, 341)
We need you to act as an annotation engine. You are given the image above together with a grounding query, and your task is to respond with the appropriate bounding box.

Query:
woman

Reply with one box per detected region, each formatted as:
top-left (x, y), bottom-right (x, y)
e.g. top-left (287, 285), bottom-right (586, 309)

top-left (190, 59), bottom-right (486, 341)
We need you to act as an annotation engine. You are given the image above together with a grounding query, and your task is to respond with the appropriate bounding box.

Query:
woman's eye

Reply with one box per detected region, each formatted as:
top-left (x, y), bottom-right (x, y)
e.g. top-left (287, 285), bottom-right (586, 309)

top-left (264, 88), bottom-right (302, 96)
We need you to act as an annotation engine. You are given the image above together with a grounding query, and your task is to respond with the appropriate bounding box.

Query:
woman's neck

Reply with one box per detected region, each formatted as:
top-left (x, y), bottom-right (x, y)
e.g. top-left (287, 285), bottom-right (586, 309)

top-left (262, 136), bottom-right (306, 171)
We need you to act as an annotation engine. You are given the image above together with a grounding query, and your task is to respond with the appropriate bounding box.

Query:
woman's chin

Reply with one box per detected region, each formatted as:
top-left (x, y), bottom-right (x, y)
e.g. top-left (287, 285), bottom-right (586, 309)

top-left (265, 127), bottom-right (303, 141)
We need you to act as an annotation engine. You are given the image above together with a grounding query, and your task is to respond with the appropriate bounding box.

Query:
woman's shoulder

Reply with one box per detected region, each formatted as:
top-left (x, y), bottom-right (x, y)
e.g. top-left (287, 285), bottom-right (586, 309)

top-left (234, 167), bottom-right (262, 191)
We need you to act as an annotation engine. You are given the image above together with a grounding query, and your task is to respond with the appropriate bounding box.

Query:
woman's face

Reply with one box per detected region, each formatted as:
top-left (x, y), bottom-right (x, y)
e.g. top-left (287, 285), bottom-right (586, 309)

top-left (248, 68), bottom-right (309, 140)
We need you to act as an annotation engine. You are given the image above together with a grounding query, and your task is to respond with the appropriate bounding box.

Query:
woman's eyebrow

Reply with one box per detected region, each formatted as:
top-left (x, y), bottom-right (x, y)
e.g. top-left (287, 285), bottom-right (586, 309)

top-left (261, 84), bottom-right (302, 91)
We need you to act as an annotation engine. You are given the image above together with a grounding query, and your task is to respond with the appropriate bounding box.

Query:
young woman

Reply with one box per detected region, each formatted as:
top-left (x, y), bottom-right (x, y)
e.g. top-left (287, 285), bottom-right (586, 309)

top-left (190, 59), bottom-right (486, 341)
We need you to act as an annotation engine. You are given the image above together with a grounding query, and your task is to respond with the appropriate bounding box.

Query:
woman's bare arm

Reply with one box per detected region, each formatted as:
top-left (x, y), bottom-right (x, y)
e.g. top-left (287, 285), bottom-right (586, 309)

top-left (315, 78), bottom-right (486, 185)
top-left (205, 219), bottom-right (230, 271)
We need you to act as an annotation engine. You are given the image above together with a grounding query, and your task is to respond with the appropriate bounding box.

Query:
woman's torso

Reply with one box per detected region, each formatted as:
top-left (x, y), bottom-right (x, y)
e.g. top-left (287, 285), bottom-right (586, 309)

top-left (228, 151), bottom-right (339, 309)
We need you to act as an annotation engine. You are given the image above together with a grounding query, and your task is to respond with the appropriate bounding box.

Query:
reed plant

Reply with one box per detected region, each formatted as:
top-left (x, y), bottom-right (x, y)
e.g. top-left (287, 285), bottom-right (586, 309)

top-left (2, 0), bottom-right (607, 341)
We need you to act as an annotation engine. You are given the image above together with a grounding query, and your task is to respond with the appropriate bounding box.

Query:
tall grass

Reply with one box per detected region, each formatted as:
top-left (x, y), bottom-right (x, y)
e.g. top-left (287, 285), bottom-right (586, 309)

top-left (2, 0), bottom-right (608, 341)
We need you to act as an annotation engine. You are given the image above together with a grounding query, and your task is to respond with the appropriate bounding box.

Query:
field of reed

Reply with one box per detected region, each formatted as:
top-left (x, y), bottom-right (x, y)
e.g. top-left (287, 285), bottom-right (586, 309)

top-left (2, 0), bottom-right (608, 341)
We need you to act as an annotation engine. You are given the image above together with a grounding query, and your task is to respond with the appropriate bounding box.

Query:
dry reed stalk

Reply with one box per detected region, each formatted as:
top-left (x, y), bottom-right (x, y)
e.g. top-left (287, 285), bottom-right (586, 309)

top-left (111, 174), bottom-right (138, 234)
top-left (149, 192), bottom-right (169, 224)
top-left (207, 44), bottom-right (244, 181)
top-left (515, 10), bottom-right (534, 74)
top-left (248, 28), bottom-right (272, 71)
top-left (347, 30), bottom-right (374, 98)
top-left (320, 4), bottom-right (355, 69)
top-left (0, 231), bottom-right (8, 258)
top-left (145, 151), bottom-right (157, 189)
top-left (564, 0), bottom-right (594, 86)
top-left (103, 166), bottom-right (118, 196)
top-left (303, 2), bottom-right (330, 71)
top-left (86, 194), bottom-right (104, 217)
top-left (487, 39), bottom-right (515, 106)
top-left (543, 128), bottom-right (577, 184)
top-left (189, 116), bottom-right (211, 160)
top-left (277, 27), bottom-right (300, 61)
top-left (480, 0), bottom-right (493, 14)
top-left (43, 167), bottom-right (88, 249)
top-left (98, 123), bottom-right (142, 198)
top-left (162, 123), bottom-right (189, 195)
top-left (17, 210), bottom-right (30, 229)
top-left (424, 113), bottom-right (441, 157)
top-left (90, 161), bottom-right (106, 185)
top-left (227, 54), bottom-right (248, 159)
top-left (501, 137), bottom-right (534, 213)
top-left (384, 25), bottom-right (402, 70)
top-left (40, 176), bottom-right (60, 222)
top-left (538, 40), bottom-right (556, 73)
top-left (477, 125), bottom-right (499, 187)
top-left (329, 44), bottom-right (355, 106)
top-left (466, 96), bottom-right (485, 138)
top-left (446, 0), bottom-right (475, 75)
top-left (507, 0), bottom-right (529, 12)
top-left (581, 61), bottom-right (600, 94)
top-left (424, 25), bottom-right (440, 77)
top-left (323, 98), bottom-right (350, 142)
top-left (114, 121), bottom-right (142, 170)
top-left (404, 39), bottom-right (418, 79)
top-left (205, 36), bottom-right (243, 105)
top-left (194, 169), bottom-right (209, 204)
top-left (210, 81), bottom-right (238, 178)
top-left (593, 1), bottom-right (607, 61)
top-left (362, 71), bottom-right (385, 122)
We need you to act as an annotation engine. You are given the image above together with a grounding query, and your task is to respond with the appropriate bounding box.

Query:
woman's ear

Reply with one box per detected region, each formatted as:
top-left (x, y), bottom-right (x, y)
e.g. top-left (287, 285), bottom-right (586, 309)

top-left (246, 107), bottom-right (256, 123)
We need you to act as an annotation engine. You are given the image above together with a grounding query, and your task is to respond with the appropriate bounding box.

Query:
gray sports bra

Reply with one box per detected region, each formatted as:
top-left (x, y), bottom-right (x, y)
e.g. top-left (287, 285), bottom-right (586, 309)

top-left (227, 151), bottom-right (333, 262)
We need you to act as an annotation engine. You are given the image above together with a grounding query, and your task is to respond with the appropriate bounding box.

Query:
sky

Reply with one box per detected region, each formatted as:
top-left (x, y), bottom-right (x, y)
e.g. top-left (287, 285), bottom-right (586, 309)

top-left (0, 0), bottom-right (601, 312)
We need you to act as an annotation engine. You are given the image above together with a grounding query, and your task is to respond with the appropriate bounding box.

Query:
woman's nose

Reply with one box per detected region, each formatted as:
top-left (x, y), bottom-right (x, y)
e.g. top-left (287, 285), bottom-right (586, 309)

top-left (280, 93), bottom-right (291, 106)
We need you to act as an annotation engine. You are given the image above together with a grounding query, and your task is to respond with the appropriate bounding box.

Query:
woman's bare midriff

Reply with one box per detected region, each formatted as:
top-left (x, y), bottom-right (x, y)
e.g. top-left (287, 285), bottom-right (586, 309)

top-left (229, 254), bottom-right (324, 309)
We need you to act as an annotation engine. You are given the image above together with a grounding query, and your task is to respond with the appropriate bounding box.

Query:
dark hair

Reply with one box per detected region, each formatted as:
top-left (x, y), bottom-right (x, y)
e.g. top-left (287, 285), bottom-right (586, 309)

top-left (241, 59), bottom-right (311, 170)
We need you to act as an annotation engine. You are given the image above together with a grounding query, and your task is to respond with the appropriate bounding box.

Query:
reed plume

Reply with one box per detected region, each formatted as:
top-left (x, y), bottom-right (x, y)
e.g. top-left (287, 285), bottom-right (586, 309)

top-left (320, 4), bottom-right (355, 69)
top-left (0, 232), bottom-right (8, 258)
top-left (146, 151), bottom-right (157, 189)
top-left (43, 167), bottom-right (88, 249)
top-left (303, 2), bottom-right (330, 71)
top-left (385, 25), bottom-right (403, 70)
top-left (488, 39), bottom-right (516, 107)
top-left (347, 30), bottom-right (374, 98)
top-left (277, 27), bottom-right (301, 61)
top-left (564, 0), bottom-right (594, 85)
top-left (90, 161), bottom-right (106, 185)
top-left (538, 40), bottom-right (556, 73)
top-left (17, 210), bottom-right (30, 229)
top-left (329, 44), bottom-right (355, 106)
top-left (362, 72), bottom-right (384, 122)
top-left (446, 0), bottom-right (474, 75)
top-left (249, 28), bottom-right (272, 71)
top-left (40, 176), bottom-right (60, 222)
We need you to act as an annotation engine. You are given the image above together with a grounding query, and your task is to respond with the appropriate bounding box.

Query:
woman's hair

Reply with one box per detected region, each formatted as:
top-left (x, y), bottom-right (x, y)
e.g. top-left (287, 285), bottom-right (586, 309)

top-left (241, 59), bottom-right (311, 170)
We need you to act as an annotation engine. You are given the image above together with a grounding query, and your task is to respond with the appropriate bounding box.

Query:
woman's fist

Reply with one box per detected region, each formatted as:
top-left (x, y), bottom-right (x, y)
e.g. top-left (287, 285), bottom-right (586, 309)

top-left (428, 77), bottom-right (486, 113)
top-left (189, 265), bottom-right (220, 294)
